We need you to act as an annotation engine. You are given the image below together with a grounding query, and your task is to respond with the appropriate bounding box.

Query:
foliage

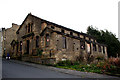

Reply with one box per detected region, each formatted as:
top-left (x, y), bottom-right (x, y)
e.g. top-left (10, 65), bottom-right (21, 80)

top-left (56, 60), bottom-right (73, 66)
top-left (22, 52), bottom-right (29, 57)
top-left (96, 56), bottom-right (104, 61)
top-left (55, 60), bottom-right (120, 76)
top-left (37, 49), bottom-right (43, 57)
top-left (87, 26), bottom-right (120, 57)
top-left (108, 57), bottom-right (120, 67)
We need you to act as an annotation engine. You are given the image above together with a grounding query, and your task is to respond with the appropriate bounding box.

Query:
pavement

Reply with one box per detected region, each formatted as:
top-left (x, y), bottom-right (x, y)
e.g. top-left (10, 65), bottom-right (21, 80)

top-left (2, 58), bottom-right (120, 79)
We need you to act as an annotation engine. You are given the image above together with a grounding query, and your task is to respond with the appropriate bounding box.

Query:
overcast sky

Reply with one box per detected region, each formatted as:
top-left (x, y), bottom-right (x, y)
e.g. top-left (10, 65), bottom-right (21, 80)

top-left (0, 0), bottom-right (119, 38)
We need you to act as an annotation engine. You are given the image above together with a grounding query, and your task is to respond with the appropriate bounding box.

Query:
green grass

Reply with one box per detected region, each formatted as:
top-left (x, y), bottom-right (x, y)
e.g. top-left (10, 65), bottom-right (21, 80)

top-left (54, 60), bottom-right (120, 77)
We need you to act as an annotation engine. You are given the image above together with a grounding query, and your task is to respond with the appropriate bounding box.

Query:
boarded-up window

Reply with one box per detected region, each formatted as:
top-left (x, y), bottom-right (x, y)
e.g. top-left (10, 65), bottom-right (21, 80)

top-left (98, 45), bottom-right (101, 52)
top-left (80, 40), bottom-right (85, 50)
top-left (70, 32), bottom-right (73, 35)
top-left (36, 36), bottom-right (39, 48)
top-left (103, 46), bottom-right (105, 53)
top-left (20, 41), bottom-right (22, 51)
top-left (46, 34), bottom-right (50, 47)
top-left (93, 44), bottom-right (97, 51)
top-left (73, 43), bottom-right (75, 51)
top-left (61, 29), bottom-right (64, 33)
top-left (28, 23), bottom-right (30, 33)
top-left (17, 43), bottom-right (19, 52)
top-left (63, 37), bottom-right (66, 49)
top-left (51, 26), bottom-right (54, 29)
top-left (31, 23), bottom-right (33, 32)
top-left (77, 33), bottom-right (80, 37)
top-left (87, 43), bottom-right (91, 54)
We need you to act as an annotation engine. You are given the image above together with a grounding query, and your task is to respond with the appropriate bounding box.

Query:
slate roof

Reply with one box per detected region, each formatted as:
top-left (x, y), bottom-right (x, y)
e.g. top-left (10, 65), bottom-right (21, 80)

top-left (16, 13), bottom-right (95, 39)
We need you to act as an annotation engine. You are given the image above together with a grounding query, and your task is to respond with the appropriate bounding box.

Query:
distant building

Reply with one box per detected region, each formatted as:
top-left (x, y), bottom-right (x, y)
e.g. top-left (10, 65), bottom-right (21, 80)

top-left (2, 23), bottom-right (19, 57)
top-left (2, 13), bottom-right (108, 64)
top-left (0, 29), bottom-right (2, 56)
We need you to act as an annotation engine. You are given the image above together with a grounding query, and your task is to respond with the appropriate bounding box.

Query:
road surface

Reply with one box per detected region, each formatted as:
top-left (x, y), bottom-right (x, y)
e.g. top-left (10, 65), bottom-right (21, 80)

top-left (2, 58), bottom-right (119, 79)
top-left (2, 59), bottom-right (81, 78)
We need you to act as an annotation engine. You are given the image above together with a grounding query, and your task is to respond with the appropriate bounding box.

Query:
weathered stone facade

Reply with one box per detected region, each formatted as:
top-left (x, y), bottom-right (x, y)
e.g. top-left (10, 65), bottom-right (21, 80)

top-left (0, 29), bottom-right (2, 56)
top-left (2, 13), bottom-right (108, 64)
top-left (2, 23), bottom-right (19, 57)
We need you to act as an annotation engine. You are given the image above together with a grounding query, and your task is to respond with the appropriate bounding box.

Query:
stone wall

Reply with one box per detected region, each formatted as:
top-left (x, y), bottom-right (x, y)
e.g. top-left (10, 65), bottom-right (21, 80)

top-left (15, 13), bottom-right (108, 64)
top-left (2, 23), bottom-right (19, 56)
top-left (0, 30), bottom-right (2, 56)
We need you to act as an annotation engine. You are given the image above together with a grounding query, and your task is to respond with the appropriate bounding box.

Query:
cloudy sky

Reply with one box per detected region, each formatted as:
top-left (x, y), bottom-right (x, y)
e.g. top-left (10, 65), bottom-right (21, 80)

top-left (0, 0), bottom-right (119, 38)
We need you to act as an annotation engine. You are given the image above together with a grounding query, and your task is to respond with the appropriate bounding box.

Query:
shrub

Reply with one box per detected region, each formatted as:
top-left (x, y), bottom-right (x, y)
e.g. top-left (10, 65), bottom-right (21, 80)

top-left (108, 57), bottom-right (120, 67)
top-left (37, 49), bottom-right (43, 57)
top-left (96, 56), bottom-right (104, 61)
top-left (57, 60), bottom-right (73, 66)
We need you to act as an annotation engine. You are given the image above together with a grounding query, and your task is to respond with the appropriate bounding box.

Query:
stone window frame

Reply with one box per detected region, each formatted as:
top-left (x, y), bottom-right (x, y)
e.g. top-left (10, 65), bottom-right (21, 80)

top-left (86, 41), bottom-right (91, 54)
top-left (36, 36), bottom-right (39, 48)
top-left (80, 40), bottom-right (85, 50)
top-left (62, 36), bottom-right (67, 49)
top-left (98, 45), bottom-right (101, 52)
top-left (73, 42), bottom-right (75, 51)
top-left (17, 43), bottom-right (19, 52)
top-left (56, 39), bottom-right (59, 51)
top-left (31, 23), bottom-right (33, 32)
top-left (77, 33), bottom-right (80, 37)
top-left (20, 41), bottom-right (22, 52)
top-left (93, 43), bottom-right (97, 51)
top-left (45, 34), bottom-right (50, 47)
top-left (51, 26), bottom-right (55, 29)
top-left (61, 29), bottom-right (65, 33)
top-left (26, 23), bottom-right (33, 33)
top-left (28, 23), bottom-right (31, 33)
top-left (103, 46), bottom-right (105, 54)
top-left (70, 32), bottom-right (73, 35)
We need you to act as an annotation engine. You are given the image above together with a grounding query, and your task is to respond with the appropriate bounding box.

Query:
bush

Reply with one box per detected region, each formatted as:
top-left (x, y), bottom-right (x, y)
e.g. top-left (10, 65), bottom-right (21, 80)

top-left (96, 56), bottom-right (104, 61)
top-left (37, 49), bottom-right (43, 57)
top-left (57, 60), bottom-right (73, 66)
top-left (108, 57), bottom-right (120, 67)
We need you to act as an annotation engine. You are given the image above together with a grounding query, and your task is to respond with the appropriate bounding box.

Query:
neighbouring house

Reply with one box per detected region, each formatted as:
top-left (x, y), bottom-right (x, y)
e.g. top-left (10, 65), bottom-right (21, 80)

top-left (2, 23), bottom-right (19, 57)
top-left (0, 29), bottom-right (2, 57)
top-left (2, 13), bottom-right (108, 64)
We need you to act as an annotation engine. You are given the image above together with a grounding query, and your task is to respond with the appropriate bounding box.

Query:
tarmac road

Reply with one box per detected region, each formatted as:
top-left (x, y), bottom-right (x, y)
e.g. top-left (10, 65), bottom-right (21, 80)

top-left (2, 59), bottom-right (81, 78)
top-left (2, 58), bottom-right (119, 80)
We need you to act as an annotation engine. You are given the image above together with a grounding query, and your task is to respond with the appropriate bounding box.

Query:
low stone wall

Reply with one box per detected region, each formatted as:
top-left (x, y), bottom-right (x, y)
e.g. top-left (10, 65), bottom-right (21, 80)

top-left (29, 56), bottom-right (42, 63)
top-left (21, 56), bottom-right (56, 64)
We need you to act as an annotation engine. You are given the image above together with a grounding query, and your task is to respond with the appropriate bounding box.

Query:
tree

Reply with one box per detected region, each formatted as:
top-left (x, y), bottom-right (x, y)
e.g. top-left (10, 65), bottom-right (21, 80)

top-left (87, 26), bottom-right (120, 57)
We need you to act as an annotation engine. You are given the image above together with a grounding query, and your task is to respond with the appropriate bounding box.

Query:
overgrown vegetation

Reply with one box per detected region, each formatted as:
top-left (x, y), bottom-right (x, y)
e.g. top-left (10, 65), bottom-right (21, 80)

top-left (54, 59), bottom-right (120, 77)
top-left (87, 26), bottom-right (120, 57)
top-left (37, 49), bottom-right (43, 57)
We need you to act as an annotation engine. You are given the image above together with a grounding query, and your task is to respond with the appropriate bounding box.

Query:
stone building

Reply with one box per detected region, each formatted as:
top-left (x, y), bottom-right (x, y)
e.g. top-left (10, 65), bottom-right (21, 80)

top-left (11, 13), bottom-right (108, 64)
top-left (0, 29), bottom-right (2, 56)
top-left (2, 23), bottom-right (19, 57)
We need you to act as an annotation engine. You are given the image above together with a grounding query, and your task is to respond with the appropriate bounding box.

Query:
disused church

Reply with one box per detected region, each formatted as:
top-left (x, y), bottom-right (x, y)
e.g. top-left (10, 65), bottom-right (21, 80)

top-left (2, 13), bottom-right (108, 64)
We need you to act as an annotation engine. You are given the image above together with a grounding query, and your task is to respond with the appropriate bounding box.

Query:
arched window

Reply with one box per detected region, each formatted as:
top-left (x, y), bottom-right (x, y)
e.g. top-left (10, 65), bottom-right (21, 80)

top-left (31, 23), bottom-right (33, 32)
top-left (46, 34), bottom-right (50, 47)
top-left (28, 23), bottom-right (30, 33)
top-left (36, 36), bottom-right (39, 48)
